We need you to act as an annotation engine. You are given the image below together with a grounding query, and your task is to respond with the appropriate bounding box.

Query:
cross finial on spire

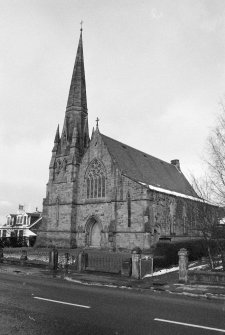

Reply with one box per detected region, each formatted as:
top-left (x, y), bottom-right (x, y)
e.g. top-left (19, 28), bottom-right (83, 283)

top-left (80, 20), bottom-right (83, 32)
top-left (96, 117), bottom-right (99, 129)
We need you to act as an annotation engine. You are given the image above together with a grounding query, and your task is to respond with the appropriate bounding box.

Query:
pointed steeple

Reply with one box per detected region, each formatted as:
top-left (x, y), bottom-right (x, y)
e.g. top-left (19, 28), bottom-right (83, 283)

top-left (54, 124), bottom-right (60, 143)
top-left (60, 27), bottom-right (89, 157)
top-left (66, 30), bottom-right (87, 112)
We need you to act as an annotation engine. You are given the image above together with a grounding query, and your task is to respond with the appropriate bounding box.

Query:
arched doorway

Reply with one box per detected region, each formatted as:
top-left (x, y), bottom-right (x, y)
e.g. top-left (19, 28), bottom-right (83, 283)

top-left (90, 221), bottom-right (101, 247)
top-left (86, 216), bottom-right (102, 248)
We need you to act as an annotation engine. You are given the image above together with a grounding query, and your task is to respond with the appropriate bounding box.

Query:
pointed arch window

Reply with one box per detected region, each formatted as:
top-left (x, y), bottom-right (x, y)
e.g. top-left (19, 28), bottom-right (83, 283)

top-left (86, 159), bottom-right (106, 199)
top-left (127, 191), bottom-right (131, 227)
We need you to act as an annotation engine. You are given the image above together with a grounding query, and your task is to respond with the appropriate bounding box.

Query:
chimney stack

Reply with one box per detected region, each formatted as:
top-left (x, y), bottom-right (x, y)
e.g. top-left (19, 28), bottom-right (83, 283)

top-left (171, 159), bottom-right (181, 172)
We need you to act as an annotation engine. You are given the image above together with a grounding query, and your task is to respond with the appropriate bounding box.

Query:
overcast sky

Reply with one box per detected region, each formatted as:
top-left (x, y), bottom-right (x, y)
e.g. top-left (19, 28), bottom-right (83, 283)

top-left (1, 0), bottom-right (225, 223)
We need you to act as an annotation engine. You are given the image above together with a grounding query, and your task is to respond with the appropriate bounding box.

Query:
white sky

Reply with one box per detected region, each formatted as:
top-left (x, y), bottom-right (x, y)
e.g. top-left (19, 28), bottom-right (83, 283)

top-left (1, 0), bottom-right (225, 223)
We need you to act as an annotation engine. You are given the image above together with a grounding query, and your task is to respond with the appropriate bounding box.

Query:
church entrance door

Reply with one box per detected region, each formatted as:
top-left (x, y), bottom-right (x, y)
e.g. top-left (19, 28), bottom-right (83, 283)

top-left (90, 221), bottom-right (101, 247)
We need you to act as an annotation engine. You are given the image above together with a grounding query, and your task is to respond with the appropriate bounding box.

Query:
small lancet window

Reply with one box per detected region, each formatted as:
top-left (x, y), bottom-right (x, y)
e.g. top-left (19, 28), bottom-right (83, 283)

top-left (90, 178), bottom-right (94, 198)
top-left (87, 178), bottom-right (90, 198)
top-left (127, 191), bottom-right (131, 227)
top-left (86, 159), bottom-right (106, 199)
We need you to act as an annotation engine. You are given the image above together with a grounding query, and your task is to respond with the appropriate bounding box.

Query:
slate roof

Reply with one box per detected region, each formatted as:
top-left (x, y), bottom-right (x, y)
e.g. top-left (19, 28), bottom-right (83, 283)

top-left (66, 31), bottom-right (87, 111)
top-left (101, 134), bottom-right (199, 198)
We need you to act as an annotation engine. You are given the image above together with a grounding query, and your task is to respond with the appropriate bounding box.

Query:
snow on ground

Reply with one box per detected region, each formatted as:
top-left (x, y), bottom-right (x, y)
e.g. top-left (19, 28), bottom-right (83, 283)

top-left (143, 262), bottom-right (210, 279)
top-left (144, 266), bottom-right (179, 278)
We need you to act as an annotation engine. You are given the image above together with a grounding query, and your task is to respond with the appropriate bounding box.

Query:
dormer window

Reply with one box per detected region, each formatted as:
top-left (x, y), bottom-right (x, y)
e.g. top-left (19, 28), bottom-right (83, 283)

top-left (17, 216), bottom-right (23, 224)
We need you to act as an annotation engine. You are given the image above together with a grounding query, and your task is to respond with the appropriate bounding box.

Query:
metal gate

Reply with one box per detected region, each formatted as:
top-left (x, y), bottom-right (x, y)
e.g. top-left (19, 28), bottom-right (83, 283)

top-left (85, 250), bottom-right (131, 274)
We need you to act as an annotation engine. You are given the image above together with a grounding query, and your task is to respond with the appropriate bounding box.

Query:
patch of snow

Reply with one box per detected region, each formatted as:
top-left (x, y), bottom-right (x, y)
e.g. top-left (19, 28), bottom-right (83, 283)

top-left (188, 264), bottom-right (209, 271)
top-left (138, 182), bottom-right (213, 204)
top-left (143, 266), bottom-right (179, 278)
top-left (143, 262), bottom-right (210, 279)
top-left (65, 277), bottom-right (117, 288)
top-left (64, 277), bottom-right (132, 290)
top-left (215, 265), bottom-right (223, 270)
top-left (177, 292), bottom-right (206, 298)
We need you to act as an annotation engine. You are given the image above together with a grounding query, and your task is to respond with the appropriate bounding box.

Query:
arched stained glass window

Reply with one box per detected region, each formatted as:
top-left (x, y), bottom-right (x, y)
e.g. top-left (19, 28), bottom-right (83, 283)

top-left (86, 159), bottom-right (106, 199)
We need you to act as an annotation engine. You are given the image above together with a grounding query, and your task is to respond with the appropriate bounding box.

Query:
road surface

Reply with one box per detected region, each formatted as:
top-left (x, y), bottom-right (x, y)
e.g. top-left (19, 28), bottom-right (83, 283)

top-left (0, 271), bottom-right (224, 334)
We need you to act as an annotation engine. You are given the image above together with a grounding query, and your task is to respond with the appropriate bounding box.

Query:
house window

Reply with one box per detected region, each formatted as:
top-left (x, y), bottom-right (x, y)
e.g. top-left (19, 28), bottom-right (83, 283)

top-left (3, 230), bottom-right (6, 238)
top-left (23, 216), bottom-right (27, 225)
top-left (19, 230), bottom-right (23, 238)
top-left (7, 217), bottom-right (11, 225)
top-left (86, 159), bottom-right (106, 199)
top-left (17, 216), bottom-right (23, 224)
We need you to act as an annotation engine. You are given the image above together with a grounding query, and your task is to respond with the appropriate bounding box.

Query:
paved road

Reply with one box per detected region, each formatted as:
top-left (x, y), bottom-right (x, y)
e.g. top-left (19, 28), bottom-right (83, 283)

top-left (0, 272), bottom-right (224, 335)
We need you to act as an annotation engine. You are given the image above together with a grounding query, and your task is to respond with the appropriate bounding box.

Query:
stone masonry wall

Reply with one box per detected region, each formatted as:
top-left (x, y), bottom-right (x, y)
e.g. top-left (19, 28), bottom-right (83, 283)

top-left (76, 131), bottom-right (153, 251)
top-left (36, 169), bottom-right (77, 248)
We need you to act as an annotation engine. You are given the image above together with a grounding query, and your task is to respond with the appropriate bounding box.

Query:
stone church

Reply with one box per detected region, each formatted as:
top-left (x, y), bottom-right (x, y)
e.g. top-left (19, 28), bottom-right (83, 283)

top-left (36, 29), bottom-right (205, 250)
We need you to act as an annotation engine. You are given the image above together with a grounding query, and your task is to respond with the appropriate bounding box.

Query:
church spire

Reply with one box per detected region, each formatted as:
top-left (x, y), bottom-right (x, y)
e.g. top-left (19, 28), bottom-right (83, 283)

top-left (66, 29), bottom-right (87, 112)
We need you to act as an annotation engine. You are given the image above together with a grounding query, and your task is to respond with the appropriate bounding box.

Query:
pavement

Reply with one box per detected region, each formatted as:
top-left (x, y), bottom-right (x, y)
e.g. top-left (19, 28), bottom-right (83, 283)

top-left (0, 261), bottom-right (225, 302)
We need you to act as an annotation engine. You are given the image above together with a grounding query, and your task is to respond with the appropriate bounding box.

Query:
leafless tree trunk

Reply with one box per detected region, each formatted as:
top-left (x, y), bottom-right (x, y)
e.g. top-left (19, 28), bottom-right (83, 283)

top-left (206, 100), bottom-right (225, 206)
top-left (191, 174), bottom-right (225, 271)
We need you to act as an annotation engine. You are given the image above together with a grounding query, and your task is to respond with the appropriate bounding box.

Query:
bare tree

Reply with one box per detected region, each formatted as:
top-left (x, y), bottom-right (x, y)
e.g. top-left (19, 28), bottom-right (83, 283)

top-left (207, 100), bottom-right (225, 206)
top-left (191, 173), bottom-right (225, 270)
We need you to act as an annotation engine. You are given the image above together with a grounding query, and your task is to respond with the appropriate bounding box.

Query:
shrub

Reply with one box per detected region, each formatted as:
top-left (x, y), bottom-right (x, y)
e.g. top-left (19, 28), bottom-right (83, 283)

top-left (153, 239), bottom-right (210, 268)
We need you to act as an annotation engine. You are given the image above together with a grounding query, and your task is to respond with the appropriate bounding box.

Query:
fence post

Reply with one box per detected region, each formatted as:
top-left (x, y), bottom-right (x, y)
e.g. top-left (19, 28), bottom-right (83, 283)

top-left (0, 248), bottom-right (3, 263)
top-left (20, 250), bottom-right (28, 265)
top-left (49, 248), bottom-right (58, 270)
top-left (221, 251), bottom-right (225, 271)
top-left (131, 248), bottom-right (142, 279)
top-left (65, 252), bottom-right (69, 272)
top-left (78, 251), bottom-right (86, 272)
top-left (178, 248), bottom-right (188, 283)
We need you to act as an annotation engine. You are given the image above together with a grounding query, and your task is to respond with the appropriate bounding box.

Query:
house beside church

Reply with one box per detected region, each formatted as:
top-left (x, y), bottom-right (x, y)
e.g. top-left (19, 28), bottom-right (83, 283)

top-left (0, 205), bottom-right (42, 247)
top-left (35, 29), bottom-right (211, 251)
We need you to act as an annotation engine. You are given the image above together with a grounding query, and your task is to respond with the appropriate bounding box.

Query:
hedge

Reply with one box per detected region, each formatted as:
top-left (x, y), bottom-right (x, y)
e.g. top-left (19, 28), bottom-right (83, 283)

top-left (153, 239), bottom-right (224, 269)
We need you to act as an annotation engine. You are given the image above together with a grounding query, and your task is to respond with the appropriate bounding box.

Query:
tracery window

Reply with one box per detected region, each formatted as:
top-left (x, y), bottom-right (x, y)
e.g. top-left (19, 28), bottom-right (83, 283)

top-left (86, 159), bottom-right (106, 199)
